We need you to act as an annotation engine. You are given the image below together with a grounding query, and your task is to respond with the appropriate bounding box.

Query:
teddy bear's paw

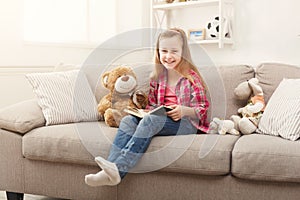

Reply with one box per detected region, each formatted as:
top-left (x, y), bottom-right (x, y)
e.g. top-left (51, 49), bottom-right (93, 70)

top-left (104, 117), bottom-right (118, 128)
top-left (229, 129), bottom-right (240, 136)
top-left (133, 90), bottom-right (148, 109)
top-left (208, 120), bottom-right (218, 134)
top-left (219, 128), bottom-right (227, 135)
top-left (104, 109), bottom-right (119, 128)
top-left (239, 118), bottom-right (257, 135)
top-left (246, 102), bottom-right (264, 114)
top-left (97, 106), bottom-right (106, 117)
top-left (230, 115), bottom-right (241, 131)
top-left (97, 95), bottom-right (112, 114)
top-left (111, 110), bottom-right (123, 126)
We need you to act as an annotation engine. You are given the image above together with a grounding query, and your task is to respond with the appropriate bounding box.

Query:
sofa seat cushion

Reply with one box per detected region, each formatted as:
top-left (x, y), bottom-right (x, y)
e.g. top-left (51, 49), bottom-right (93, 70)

top-left (232, 134), bottom-right (300, 183)
top-left (22, 122), bottom-right (103, 166)
top-left (22, 122), bottom-right (239, 176)
top-left (146, 134), bottom-right (239, 175)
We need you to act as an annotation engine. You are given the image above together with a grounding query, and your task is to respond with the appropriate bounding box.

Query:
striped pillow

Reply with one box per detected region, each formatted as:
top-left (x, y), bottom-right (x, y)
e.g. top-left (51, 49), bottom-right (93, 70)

top-left (26, 70), bottom-right (100, 125)
top-left (257, 79), bottom-right (300, 141)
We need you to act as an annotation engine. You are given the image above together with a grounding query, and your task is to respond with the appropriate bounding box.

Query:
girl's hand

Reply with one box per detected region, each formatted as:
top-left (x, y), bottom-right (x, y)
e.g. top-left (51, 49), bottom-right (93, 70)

top-left (166, 105), bottom-right (182, 121)
top-left (167, 105), bottom-right (197, 121)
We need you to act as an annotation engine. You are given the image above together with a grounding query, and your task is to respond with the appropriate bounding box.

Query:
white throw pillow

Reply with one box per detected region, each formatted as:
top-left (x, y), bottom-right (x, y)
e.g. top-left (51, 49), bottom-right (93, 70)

top-left (26, 70), bottom-right (100, 125)
top-left (257, 79), bottom-right (300, 141)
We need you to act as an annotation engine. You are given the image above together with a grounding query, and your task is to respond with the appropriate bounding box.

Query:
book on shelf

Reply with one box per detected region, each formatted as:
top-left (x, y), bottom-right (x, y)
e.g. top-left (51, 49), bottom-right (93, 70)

top-left (123, 105), bottom-right (173, 118)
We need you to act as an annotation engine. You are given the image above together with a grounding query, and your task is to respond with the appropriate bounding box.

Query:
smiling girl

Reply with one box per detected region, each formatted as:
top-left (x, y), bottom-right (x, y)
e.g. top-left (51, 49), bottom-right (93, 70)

top-left (85, 28), bottom-right (210, 186)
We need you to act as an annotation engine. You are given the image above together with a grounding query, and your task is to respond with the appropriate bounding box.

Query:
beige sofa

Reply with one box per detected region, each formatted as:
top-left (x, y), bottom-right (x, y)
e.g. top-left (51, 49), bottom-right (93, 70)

top-left (1, 63), bottom-right (300, 200)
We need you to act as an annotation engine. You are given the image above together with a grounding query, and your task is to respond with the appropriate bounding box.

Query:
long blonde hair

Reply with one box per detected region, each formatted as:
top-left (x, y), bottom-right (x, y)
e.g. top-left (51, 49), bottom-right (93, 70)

top-left (151, 28), bottom-right (206, 89)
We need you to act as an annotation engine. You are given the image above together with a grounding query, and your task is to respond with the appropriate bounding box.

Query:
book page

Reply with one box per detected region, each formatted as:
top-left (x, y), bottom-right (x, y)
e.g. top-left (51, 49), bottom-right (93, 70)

top-left (124, 105), bottom-right (172, 118)
top-left (123, 107), bottom-right (148, 118)
top-left (124, 105), bottom-right (173, 118)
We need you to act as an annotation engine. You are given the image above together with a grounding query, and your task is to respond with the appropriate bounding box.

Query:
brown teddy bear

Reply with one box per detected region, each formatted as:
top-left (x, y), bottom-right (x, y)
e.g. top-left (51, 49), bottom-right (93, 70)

top-left (98, 66), bottom-right (148, 127)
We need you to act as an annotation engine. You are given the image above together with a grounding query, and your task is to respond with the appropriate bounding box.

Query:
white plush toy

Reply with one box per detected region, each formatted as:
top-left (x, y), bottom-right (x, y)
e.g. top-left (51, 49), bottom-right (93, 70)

top-left (209, 117), bottom-right (240, 135)
top-left (230, 78), bottom-right (265, 135)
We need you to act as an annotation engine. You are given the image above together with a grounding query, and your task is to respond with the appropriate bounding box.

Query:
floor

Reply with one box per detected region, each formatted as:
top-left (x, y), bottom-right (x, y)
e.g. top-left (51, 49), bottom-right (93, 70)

top-left (0, 191), bottom-right (63, 200)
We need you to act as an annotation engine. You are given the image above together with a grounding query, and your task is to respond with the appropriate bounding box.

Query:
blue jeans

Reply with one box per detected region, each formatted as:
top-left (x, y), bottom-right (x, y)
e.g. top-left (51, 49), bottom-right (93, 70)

top-left (107, 114), bottom-right (197, 179)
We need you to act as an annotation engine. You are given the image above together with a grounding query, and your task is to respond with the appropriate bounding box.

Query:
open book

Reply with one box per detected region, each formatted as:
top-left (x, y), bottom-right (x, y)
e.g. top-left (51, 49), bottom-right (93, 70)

top-left (123, 105), bottom-right (173, 118)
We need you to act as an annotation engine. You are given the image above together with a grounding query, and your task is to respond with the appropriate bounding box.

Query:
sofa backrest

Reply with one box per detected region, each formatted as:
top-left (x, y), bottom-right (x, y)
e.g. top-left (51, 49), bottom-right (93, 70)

top-left (255, 63), bottom-right (300, 104)
top-left (85, 63), bottom-right (255, 122)
top-left (84, 62), bottom-right (300, 123)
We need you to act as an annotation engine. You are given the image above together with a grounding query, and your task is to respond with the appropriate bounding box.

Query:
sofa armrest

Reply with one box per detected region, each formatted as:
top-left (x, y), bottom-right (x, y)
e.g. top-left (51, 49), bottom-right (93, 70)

top-left (0, 99), bottom-right (45, 134)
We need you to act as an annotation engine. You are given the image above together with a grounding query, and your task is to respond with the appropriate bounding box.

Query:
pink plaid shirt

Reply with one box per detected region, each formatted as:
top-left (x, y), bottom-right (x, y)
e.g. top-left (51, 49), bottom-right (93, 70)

top-left (147, 69), bottom-right (210, 133)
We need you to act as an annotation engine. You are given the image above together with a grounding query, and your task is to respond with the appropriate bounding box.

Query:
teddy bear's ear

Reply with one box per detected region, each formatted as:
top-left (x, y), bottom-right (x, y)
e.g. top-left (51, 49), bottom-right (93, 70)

top-left (248, 78), bottom-right (263, 95)
top-left (101, 71), bottom-right (110, 88)
top-left (234, 81), bottom-right (252, 100)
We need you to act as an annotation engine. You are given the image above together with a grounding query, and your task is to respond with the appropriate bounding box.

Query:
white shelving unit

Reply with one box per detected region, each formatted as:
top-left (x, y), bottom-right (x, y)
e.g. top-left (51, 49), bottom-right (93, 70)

top-left (151, 0), bottom-right (234, 48)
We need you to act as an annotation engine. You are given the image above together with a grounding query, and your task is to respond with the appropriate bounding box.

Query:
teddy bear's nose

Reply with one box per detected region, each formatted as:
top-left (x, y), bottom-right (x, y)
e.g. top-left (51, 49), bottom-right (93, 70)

top-left (121, 76), bottom-right (129, 82)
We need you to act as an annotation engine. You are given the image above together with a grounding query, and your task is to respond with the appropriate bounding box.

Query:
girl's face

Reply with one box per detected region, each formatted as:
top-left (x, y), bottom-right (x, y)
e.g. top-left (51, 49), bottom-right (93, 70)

top-left (159, 36), bottom-right (183, 70)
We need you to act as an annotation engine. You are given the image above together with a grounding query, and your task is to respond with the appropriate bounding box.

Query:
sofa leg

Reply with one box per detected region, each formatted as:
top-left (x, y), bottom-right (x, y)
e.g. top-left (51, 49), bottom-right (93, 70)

top-left (6, 191), bottom-right (24, 200)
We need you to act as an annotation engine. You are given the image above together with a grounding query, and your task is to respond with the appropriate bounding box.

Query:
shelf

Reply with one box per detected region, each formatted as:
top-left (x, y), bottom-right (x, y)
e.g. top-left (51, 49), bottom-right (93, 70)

top-left (189, 38), bottom-right (233, 45)
top-left (153, 0), bottom-right (219, 10)
top-left (151, 0), bottom-right (235, 48)
top-left (188, 38), bottom-right (233, 48)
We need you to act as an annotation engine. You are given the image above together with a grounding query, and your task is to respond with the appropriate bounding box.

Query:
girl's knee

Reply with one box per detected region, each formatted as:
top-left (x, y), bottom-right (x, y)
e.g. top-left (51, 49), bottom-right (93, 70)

top-left (121, 115), bottom-right (134, 123)
top-left (141, 115), bottom-right (154, 125)
top-left (119, 115), bottom-right (138, 129)
top-left (141, 115), bottom-right (166, 126)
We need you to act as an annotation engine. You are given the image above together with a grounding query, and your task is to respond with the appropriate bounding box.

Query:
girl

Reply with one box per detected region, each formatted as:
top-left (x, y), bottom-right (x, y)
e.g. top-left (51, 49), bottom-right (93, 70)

top-left (85, 28), bottom-right (210, 186)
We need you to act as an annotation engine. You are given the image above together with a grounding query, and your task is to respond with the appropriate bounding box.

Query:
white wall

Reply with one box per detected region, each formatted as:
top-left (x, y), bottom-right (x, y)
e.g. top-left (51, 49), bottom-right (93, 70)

top-left (0, 0), bottom-right (146, 67)
top-left (0, 0), bottom-right (146, 108)
top-left (0, 0), bottom-right (91, 66)
top-left (1, 0), bottom-right (299, 67)
top-left (203, 0), bottom-right (300, 67)
top-left (0, 0), bottom-right (300, 108)
top-left (0, 67), bottom-right (53, 108)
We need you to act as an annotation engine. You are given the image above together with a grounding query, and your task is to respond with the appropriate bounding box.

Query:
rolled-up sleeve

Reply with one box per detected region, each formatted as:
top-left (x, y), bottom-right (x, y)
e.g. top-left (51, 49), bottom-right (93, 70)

top-left (191, 78), bottom-right (209, 120)
top-left (146, 80), bottom-right (158, 110)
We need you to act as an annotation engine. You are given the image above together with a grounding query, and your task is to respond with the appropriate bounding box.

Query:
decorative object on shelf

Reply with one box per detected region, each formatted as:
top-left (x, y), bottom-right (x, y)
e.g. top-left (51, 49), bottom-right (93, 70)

top-left (166, 0), bottom-right (175, 3)
top-left (188, 29), bottom-right (206, 41)
top-left (206, 16), bottom-right (231, 39)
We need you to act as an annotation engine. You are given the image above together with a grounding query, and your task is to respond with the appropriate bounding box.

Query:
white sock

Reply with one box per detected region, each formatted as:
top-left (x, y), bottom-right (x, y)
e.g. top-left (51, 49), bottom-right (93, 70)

top-left (95, 156), bottom-right (121, 184)
top-left (85, 171), bottom-right (113, 187)
top-left (85, 157), bottom-right (121, 187)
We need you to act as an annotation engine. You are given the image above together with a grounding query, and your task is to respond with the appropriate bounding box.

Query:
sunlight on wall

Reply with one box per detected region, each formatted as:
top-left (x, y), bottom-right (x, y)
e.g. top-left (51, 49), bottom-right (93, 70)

top-left (23, 0), bottom-right (116, 44)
